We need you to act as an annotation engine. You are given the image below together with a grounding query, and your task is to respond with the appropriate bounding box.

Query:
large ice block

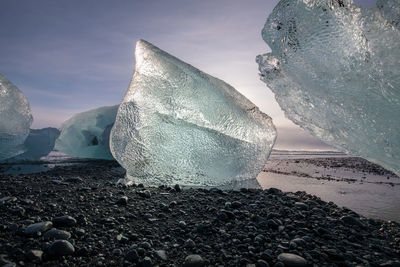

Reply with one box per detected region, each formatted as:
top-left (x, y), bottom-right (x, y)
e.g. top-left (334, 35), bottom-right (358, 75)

top-left (257, 0), bottom-right (400, 175)
top-left (0, 73), bottom-right (33, 160)
top-left (111, 40), bottom-right (276, 186)
top-left (55, 105), bottom-right (118, 160)
top-left (12, 128), bottom-right (60, 160)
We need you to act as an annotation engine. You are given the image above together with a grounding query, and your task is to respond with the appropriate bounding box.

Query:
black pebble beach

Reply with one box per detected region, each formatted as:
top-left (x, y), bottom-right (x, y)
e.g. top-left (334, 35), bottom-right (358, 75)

top-left (1, 161), bottom-right (400, 266)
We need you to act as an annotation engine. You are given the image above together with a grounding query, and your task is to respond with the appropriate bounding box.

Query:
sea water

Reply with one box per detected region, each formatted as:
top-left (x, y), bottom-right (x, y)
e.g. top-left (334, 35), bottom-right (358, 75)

top-left (258, 150), bottom-right (400, 222)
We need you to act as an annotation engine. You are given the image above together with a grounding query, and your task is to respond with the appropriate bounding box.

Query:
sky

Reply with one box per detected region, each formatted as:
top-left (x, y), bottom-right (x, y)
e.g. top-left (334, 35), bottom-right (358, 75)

top-left (0, 0), bottom-right (376, 150)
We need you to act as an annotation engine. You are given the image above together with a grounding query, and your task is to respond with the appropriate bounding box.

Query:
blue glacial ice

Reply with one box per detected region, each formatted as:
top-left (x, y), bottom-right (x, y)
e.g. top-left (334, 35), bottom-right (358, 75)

top-left (0, 73), bottom-right (33, 160)
top-left (12, 127), bottom-right (60, 160)
top-left (111, 40), bottom-right (277, 186)
top-left (55, 105), bottom-right (118, 160)
top-left (257, 0), bottom-right (400, 175)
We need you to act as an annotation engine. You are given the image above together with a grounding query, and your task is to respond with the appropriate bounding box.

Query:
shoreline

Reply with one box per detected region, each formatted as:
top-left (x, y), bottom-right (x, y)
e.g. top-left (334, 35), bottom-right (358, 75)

top-left (257, 156), bottom-right (400, 222)
top-left (1, 161), bottom-right (400, 266)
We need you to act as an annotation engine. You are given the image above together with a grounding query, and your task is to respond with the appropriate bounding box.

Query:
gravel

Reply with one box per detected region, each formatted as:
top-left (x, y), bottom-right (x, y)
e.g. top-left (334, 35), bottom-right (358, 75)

top-left (0, 160), bottom-right (400, 266)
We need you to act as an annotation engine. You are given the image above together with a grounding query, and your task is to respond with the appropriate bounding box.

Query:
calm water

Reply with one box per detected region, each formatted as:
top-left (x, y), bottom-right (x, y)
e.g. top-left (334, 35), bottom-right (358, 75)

top-left (0, 151), bottom-right (88, 174)
top-left (269, 149), bottom-right (347, 160)
top-left (258, 151), bottom-right (400, 222)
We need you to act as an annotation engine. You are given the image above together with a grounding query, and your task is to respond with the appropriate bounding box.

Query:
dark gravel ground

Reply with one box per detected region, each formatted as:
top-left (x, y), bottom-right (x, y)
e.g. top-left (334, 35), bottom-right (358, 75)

top-left (1, 161), bottom-right (400, 266)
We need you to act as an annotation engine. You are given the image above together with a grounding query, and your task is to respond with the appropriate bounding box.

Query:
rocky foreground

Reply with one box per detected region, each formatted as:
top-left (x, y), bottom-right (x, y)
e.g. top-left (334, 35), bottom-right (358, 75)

top-left (1, 161), bottom-right (400, 266)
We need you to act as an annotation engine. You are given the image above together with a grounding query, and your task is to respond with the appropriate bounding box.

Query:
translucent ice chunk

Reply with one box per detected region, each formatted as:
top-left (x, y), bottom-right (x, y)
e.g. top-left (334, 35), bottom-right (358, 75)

top-left (13, 127), bottom-right (60, 160)
top-left (377, 0), bottom-right (400, 28)
top-left (100, 123), bottom-right (113, 151)
top-left (111, 40), bottom-right (276, 186)
top-left (257, 0), bottom-right (400, 175)
top-left (55, 105), bottom-right (118, 160)
top-left (0, 73), bottom-right (33, 160)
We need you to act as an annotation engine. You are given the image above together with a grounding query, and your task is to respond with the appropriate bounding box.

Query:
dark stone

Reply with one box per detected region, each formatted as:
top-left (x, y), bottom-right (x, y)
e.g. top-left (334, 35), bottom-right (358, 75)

top-left (340, 216), bottom-right (366, 228)
top-left (291, 238), bottom-right (306, 247)
top-left (26, 249), bottom-right (43, 263)
top-left (183, 254), bottom-right (205, 267)
top-left (277, 253), bottom-right (307, 267)
top-left (174, 184), bottom-right (182, 192)
top-left (112, 248), bottom-right (122, 256)
top-left (75, 228), bottom-right (86, 237)
top-left (24, 221), bottom-right (53, 237)
top-left (260, 250), bottom-right (273, 261)
top-left (75, 247), bottom-right (89, 257)
top-left (0, 196), bottom-right (17, 203)
top-left (43, 229), bottom-right (71, 240)
top-left (231, 201), bottom-right (242, 209)
top-left (295, 202), bottom-right (308, 210)
top-left (267, 219), bottom-right (279, 229)
top-left (179, 220), bottom-right (187, 228)
top-left (137, 190), bottom-right (151, 198)
top-left (49, 240), bottom-right (75, 256)
top-left (125, 249), bottom-right (139, 262)
top-left (257, 260), bottom-right (270, 267)
top-left (324, 249), bottom-right (345, 261)
top-left (267, 188), bottom-right (282, 195)
top-left (140, 241), bottom-right (152, 249)
top-left (154, 250), bottom-right (168, 261)
top-left (184, 238), bottom-right (196, 248)
top-left (64, 177), bottom-right (83, 183)
top-left (217, 209), bottom-right (235, 221)
top-left (50, 180), bottom-right (69, 185)
top-left (52, 215), bottom-right (77, 227)
top-left (116, 196), bottom-right (128, 205)
top-left (141, 256), bottom-right (153, 267)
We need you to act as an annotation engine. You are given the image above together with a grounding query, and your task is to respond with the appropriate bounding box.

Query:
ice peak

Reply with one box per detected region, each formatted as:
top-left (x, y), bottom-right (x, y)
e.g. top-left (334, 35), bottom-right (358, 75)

top-left (111, 40), bottom-right (276, 186)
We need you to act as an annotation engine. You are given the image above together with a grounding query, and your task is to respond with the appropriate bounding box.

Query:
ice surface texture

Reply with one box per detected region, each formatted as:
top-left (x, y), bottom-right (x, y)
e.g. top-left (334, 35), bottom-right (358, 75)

top-left (55, 105), bottom-right (118, 160)
top-left (0, 73), bottom-right (32, 160)
top-left (111, 40), bottom-right (276, 186)
top-left (257, 0), bottom-right (400, 175)
top-left (13, 128), bottom-right (60, 160)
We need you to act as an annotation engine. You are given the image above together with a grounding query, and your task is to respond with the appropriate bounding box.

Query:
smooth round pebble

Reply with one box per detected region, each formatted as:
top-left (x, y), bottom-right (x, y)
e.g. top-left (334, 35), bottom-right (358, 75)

top-left (183, 254), bottom-right (205, 267)
top-left (49, 240), bottom-right (75, 256)
top-left (277, 253), bottom-right (307, 267)
top-left (52, 215), bottom-right (77, 227)
top-left (154, 250), bottom-right (168, 261)
top-left (43, 229), bottom-right (71, 240)
top-left (24, 221), bottom-right (53, 237)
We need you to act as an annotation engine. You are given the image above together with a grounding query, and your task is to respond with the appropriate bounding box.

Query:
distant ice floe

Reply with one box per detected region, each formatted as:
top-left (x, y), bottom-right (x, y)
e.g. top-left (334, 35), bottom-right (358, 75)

top-left (55, 105), bottom-right (118, 160)
top-left (11, 127), bottom-right (60, 161)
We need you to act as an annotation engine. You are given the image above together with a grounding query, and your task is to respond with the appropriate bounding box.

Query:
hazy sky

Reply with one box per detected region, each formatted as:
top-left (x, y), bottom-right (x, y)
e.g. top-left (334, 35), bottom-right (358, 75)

top-left (0, 0), bottom-right (376, 150)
